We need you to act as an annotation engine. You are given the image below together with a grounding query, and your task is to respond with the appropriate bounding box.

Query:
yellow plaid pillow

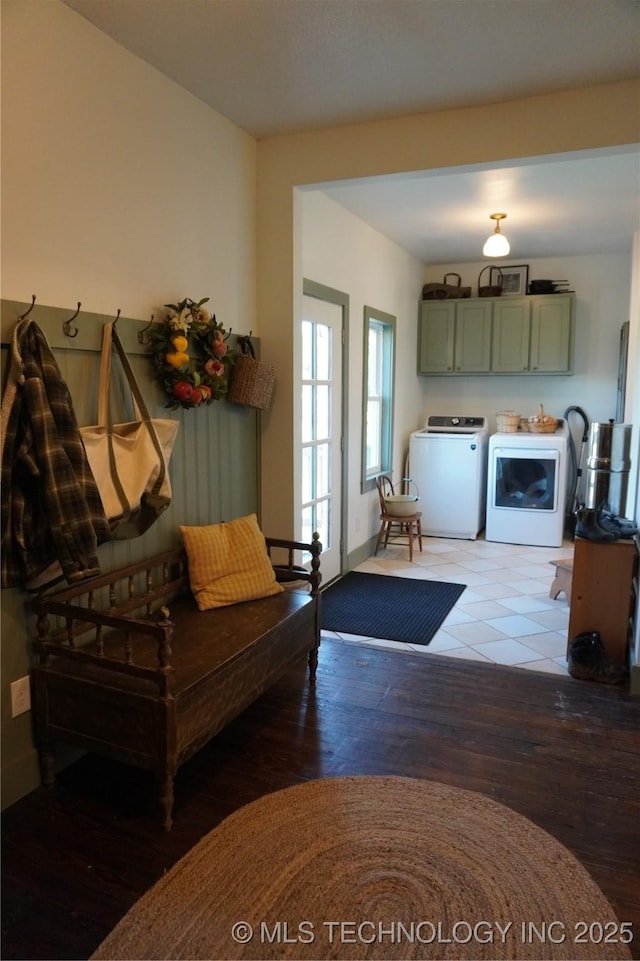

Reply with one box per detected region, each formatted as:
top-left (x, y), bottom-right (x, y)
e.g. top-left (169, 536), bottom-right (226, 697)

top-left (180, 514), bottom-right (284, 611)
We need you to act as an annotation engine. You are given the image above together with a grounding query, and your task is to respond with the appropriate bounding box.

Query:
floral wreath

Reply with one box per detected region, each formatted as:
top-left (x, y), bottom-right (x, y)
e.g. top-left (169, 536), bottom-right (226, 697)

top-left (147, 297), bottom-right (233, 410)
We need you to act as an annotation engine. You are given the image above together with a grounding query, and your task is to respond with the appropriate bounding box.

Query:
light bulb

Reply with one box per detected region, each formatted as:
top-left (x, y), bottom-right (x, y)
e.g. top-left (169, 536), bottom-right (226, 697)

top-left (483, 213), bottom-right (510, 257)
top-left (483, 232), bottom-right (510, 257)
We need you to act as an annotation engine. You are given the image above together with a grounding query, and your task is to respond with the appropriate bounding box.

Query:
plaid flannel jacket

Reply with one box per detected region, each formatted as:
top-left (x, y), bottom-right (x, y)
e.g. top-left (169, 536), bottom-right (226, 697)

top-left (1, 320), bottom-right (111, 589)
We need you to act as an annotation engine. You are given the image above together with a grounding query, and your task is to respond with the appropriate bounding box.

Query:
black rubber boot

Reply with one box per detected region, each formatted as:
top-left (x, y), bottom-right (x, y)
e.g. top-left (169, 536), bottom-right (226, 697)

top-left (567, 631), bottom-right (628, 685)
top-left (574, 508), bottom-right (618, 543)
top-left (596, 504), bottom-right (640, 538)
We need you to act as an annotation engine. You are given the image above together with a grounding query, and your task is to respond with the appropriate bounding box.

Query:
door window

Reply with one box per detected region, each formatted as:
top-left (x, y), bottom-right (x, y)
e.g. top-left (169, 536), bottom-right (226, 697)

top-left (495, 455), bottom-right (557, 510)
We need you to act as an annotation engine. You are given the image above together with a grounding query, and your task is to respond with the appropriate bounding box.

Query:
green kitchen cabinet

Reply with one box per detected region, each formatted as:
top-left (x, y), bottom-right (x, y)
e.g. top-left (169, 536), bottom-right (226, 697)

top-left (418, 299), bottom-right (491, 374)
top-left (491, 298), bottom-right (531, 372)
top-left (492, 294), bottom-right (574, 374)
top-left (418, 293), bottom-right (574, 376)
top-left (530, 295), bottom-right (574, 372)
top-left (455, 300), bottom-right (493, 372)
top-left (418, 301), bottom-right (455, 373)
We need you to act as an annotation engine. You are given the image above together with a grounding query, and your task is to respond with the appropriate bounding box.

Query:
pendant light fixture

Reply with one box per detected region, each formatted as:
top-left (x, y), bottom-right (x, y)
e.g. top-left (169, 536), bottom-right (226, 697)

top-left (483, 213), bottom-right (510, 257)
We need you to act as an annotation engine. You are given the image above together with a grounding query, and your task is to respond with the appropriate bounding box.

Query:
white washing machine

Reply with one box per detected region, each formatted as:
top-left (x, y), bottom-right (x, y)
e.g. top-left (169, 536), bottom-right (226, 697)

top-left (485, 421), bottom-right (569, 548)
top-left (409, 415), bottom-right (489, 540)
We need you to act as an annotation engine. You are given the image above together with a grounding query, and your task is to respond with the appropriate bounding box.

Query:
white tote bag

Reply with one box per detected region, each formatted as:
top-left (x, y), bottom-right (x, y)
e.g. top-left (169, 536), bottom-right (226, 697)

top-left (80, 323), bottom-right (179, 540)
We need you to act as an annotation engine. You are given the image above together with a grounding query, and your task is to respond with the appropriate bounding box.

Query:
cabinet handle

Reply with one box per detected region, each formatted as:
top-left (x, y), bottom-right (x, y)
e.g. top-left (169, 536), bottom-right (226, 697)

top-left (533, 365), bottom-right (538, 370)
top-left (447, 366), bottom-right (452, 371)
top-left (522, 366), bottom-right (527, 370)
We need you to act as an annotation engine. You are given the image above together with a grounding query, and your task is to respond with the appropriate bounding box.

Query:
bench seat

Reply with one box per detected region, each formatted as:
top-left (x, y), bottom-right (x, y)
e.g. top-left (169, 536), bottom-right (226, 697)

top-left (32, 537), bottom-right (321, 829)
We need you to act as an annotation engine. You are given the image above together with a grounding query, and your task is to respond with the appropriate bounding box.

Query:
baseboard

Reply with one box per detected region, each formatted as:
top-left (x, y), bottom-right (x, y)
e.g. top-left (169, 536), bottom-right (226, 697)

top-left (1, 743), bottom-right (86, 811)
top-left (347, 536), bottom-right (377, 571)
top-left (1, 748), bottom-right (41, 811)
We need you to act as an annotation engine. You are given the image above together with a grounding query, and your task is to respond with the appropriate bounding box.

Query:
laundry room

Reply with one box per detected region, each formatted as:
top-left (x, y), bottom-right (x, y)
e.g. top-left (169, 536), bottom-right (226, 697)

top-left (301, 187), bottom-right (636, 552)
top-left (301, 184), bottom-right (638, 689)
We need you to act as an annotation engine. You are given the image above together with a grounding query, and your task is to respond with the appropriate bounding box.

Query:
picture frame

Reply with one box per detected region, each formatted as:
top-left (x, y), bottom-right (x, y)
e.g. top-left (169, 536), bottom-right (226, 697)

top-left (499, 264), bottom-right (529, 296)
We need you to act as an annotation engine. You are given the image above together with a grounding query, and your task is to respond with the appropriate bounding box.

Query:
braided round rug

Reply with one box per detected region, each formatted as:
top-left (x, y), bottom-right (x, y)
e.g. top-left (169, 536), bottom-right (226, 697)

top-left (92, 776), bottom-right (631, 960)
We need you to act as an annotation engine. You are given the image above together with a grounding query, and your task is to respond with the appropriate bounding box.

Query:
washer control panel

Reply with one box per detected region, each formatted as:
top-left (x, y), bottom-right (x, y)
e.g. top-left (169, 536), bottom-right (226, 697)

top-left (424, 415), bottom-right (488, 434)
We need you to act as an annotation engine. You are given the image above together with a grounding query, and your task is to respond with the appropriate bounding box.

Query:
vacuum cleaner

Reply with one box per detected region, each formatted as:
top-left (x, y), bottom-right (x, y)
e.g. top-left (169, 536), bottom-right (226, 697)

top-left (563, 405), bottom-right (589, 537)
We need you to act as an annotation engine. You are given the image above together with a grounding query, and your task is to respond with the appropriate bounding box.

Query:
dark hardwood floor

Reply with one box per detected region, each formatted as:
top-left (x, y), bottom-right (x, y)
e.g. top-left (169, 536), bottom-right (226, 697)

top-left (2, 638), bottom-right (640, 961)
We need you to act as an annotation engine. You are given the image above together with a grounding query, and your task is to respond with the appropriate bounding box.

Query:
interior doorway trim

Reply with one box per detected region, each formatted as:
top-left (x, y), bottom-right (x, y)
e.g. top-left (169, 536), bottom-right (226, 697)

top-left (303, 278), bottom-right (349, 581)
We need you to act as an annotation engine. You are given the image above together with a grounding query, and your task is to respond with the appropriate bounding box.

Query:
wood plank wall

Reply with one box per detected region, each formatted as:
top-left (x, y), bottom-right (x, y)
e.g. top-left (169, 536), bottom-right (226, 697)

top-left (0, 299), bottom-right (261, 809)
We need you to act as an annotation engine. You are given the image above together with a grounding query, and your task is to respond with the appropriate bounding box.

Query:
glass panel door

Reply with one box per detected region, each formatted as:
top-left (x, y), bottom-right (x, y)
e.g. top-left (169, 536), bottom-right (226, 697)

top-left (301, 295), bottom-right (343, 582)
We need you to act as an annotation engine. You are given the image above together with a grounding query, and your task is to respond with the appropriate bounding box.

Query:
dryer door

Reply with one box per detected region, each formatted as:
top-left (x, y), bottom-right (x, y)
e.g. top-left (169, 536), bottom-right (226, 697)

top-left (492, 446), bottom-right (561, 513)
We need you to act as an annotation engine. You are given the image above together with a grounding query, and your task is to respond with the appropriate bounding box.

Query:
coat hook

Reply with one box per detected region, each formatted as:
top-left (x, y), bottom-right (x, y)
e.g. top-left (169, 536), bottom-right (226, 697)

top-left (19, 295), bottom-right (36, 320)
top-left (137, 315), bottom-right (154, 345)
top-left (63, 302), bottom-right (81, 338)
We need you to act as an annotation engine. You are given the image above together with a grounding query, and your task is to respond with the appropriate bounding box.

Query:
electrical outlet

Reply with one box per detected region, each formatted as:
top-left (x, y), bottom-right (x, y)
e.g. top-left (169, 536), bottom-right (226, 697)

top-left (10, 676), bottom-right (31, 717)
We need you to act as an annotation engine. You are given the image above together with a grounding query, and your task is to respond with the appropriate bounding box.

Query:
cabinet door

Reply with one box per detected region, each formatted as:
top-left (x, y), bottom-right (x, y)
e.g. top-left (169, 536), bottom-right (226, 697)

top-left (418, 302), bottom-right (455, 373)
top-left (491, 299), bottom-right (530, 372)
top-left (530, 295), bottom-right (573, 373)
top-left (454, 301), bottom-right (492, 372)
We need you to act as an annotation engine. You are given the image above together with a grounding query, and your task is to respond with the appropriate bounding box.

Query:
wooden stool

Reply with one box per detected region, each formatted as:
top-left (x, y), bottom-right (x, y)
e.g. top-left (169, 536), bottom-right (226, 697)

top-left (549, 558), bottom-right (573, 601)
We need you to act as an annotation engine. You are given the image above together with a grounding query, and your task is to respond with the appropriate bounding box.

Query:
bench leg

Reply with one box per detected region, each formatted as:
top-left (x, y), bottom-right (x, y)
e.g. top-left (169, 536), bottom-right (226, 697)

top-left (157, 771), bottom-right (175, 831)
top-left (549, 575), bottom-right (563, 600)
top-left (40, 747), bottom-right (55, 787)
top-left (308, 644), bottom-right (319, 682)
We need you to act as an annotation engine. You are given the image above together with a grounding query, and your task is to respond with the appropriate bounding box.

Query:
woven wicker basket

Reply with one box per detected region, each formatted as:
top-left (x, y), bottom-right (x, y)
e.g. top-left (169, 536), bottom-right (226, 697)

top-left (527, 404), bottom-right (557, 433)
top-left (478, 265), bottom-right (503, 297)
top-left (228, 336), bottom-right (275, 411)
top-left (496, 411), bottom-right (520, 432)
top-left (528, 420), bottom-right (558, 433)
top-left (422, 273), bottom-right (472, 300)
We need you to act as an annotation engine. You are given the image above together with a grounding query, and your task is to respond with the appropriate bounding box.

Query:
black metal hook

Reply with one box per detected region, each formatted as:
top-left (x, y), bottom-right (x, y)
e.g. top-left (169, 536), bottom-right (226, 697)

top-left (137, 315), bottom-right (154, 345)
top-left (19, 295), bottom-right (36, 320)
top-left (63, 302), bottom-right (81, 338)
top-left (113, 309), bottom-right (121, 327)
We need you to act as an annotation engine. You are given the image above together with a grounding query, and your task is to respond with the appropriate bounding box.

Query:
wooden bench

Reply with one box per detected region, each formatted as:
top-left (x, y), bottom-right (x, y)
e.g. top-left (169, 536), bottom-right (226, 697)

top-left (31, 535), bottom-right (321, 830)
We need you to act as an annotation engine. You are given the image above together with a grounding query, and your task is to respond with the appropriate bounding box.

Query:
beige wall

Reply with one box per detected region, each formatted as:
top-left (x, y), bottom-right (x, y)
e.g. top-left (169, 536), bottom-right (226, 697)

top-left (256, 80), bottom-right (640, 538)
top-left (1, 0), bottom-right (256, 324)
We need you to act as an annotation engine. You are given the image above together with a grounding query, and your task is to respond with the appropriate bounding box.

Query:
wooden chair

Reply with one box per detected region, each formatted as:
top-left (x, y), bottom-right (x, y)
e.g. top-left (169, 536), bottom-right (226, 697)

top-left (374, 475), bottom-right (423, 561)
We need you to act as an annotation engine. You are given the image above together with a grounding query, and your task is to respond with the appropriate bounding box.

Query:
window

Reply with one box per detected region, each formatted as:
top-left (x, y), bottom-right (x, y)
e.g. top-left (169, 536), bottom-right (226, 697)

top-left (361, 306), bottom-right (395, 492)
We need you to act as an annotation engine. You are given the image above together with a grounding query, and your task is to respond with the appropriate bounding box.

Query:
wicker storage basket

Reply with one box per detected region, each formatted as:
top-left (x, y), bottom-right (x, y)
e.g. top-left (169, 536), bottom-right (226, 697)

top-left (228, 336), bottom-right (275, 411)
top-left (496, 411), bottom-right (521, 432)
top-left (528, 420), bottom-right (558, 433)
top-left (527, 404), bottom-right (558, 433)
top-left (422, 273), bottom-right (472, 300)
top-left (478, 265), bottom-right (503, 297)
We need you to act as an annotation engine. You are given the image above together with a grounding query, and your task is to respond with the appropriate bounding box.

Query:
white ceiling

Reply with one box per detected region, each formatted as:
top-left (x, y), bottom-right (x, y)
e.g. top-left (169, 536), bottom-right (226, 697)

top-left (62, 0), bottom-right (640, 264)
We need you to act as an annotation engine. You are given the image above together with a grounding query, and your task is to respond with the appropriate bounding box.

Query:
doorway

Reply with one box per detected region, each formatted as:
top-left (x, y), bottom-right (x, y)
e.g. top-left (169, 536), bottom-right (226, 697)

top-left (301, 280), bottom-right (349, 583)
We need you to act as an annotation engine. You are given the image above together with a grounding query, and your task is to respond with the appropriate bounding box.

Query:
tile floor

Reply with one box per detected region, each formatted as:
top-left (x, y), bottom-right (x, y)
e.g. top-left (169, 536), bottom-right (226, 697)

top-left (322, 534), bottom-right (574, 676)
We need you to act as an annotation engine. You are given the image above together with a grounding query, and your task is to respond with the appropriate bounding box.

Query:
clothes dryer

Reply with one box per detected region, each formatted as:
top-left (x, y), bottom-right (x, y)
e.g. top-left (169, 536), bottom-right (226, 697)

top-left (485, 421), bottom-right (569, 548)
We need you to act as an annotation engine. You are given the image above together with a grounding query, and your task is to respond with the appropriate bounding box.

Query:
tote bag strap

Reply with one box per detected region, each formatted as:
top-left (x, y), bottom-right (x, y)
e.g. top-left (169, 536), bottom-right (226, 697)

top-left (97, 322), bottom-right (147, 426)
top-left (98, 322), bottom-right (167, 500)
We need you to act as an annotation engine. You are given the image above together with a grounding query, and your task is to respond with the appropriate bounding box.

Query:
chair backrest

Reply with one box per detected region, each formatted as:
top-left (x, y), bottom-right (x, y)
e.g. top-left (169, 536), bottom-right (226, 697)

top-left (376, 475), bottom-right (395, 514)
